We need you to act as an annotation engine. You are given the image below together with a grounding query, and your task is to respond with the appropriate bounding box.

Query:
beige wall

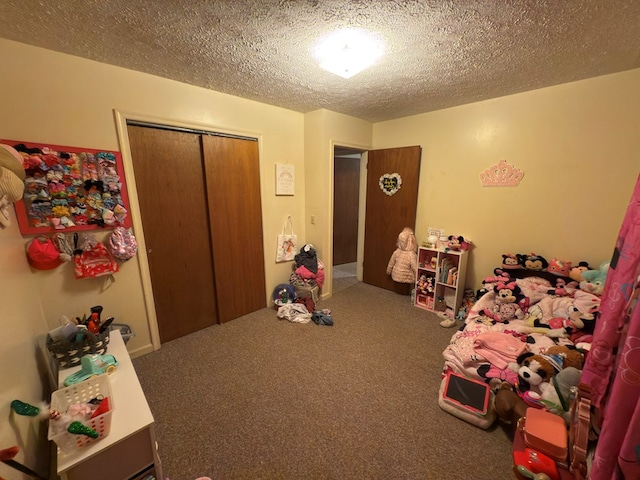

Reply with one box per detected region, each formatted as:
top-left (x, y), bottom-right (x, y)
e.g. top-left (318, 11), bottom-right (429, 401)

top-left (372, 69), bottom-right (640, 289)
top-left (304, 109), bottom-right (372, 293)
top-left (0, 38), bottom-right (308, 476)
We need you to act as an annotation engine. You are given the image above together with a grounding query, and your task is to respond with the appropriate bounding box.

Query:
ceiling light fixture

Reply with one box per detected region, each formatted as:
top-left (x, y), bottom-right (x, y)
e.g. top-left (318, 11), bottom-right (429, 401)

top-left (314, 28), bottom-right (384, 79)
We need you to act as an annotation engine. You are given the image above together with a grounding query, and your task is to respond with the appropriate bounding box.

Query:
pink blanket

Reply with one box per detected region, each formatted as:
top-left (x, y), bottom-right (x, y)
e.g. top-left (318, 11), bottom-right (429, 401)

top-left (472, 331), bottom-right (528, 370)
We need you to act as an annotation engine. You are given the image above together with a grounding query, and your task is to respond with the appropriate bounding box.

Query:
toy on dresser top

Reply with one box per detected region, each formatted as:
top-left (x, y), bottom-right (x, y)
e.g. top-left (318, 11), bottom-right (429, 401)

top-left (444, 235), bottom-right (472, 252)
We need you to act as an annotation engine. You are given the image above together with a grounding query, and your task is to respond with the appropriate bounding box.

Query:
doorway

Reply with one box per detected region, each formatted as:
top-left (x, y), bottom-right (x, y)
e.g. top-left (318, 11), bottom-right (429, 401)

top-left (332, 145), bottom-right (422, 295)
top-left (362, 146), bottom-right (422, 294)
top-left (127, 123), bottom-right (266, 343)
top-left (333, 146), bottom-right (364, 293)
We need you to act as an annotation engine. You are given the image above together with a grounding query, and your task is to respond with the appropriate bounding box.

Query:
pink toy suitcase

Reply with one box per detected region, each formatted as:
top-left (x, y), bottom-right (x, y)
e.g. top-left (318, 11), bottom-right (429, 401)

top-left (518, 407), bottom-right (568, 465)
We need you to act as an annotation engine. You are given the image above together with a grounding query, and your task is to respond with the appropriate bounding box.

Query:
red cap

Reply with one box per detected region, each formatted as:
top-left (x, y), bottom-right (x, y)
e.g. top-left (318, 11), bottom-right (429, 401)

top-left (26, 237), bottom-right (62, 270)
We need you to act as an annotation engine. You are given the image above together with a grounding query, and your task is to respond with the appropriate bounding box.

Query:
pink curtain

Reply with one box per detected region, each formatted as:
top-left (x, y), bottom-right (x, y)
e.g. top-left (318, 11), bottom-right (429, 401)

top-left (581, 174), bottom-right (640, 479)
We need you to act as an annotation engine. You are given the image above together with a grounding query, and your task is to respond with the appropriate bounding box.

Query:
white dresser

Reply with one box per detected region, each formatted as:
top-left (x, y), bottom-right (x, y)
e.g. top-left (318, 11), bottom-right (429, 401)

top-left (55, 330), bottom-right (163, 480)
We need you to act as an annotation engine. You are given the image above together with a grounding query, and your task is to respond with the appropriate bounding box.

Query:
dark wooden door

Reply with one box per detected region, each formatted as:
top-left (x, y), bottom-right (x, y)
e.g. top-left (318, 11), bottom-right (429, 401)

top-left (127, 126), bottom-right (218, 342)
top-left (127, 126), bottom-right (267, 342)
top-left (333, 156), bottom-right (360, 265)
top-left (362, 146), bottom-right (422, 294)
top-left (202, 135), bottom-right (266, 323)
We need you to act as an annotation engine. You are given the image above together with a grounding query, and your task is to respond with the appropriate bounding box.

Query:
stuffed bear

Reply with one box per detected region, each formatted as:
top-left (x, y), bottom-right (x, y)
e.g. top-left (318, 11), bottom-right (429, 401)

top-left (515, 345), bottom-right (584, 393)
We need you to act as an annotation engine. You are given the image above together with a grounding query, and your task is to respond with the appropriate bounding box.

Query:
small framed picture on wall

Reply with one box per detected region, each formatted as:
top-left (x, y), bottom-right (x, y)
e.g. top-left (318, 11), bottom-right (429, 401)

top-left (275, 163), bottom-right (295, 196)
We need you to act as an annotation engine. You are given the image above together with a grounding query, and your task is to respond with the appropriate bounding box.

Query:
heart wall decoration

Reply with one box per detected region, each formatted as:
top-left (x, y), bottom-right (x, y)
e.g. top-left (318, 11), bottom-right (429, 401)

top-left (379, 173), bottom-right (402, 196)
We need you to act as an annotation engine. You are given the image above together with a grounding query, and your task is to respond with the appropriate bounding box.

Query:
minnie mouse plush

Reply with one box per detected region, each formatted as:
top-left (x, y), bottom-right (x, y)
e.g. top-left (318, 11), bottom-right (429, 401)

top-left (446, 235), bottom-right (472, 252)
top-left (446, 235), bottom-right (463, 251)
top-left (481, 280), bottom-right (526, 324)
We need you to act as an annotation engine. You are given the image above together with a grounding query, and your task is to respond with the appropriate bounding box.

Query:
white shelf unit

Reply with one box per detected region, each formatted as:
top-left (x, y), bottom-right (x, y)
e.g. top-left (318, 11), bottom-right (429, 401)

top-left (415, 246), bottom-right (468, 318)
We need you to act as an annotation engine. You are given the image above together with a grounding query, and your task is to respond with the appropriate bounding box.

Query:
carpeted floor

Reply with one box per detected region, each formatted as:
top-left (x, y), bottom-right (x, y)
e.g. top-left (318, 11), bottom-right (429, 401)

top-left (332, 262), bottom-right (359, 293)
top-left (133, 282), bottom-right (515, 480)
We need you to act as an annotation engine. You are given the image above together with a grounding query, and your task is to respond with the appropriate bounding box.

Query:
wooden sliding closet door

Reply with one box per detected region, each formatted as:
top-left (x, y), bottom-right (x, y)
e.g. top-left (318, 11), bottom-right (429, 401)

top-left (202, 135), bottom-right (266, 323)
top-left (128, 125), bottom-right (267, 341)
top-left (128, 126), bottom-right (218, 342)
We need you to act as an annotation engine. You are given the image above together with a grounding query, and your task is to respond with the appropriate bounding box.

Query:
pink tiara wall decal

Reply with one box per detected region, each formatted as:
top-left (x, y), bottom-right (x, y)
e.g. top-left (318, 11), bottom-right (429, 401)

top-left (479, 159), bottom-right (524, 187)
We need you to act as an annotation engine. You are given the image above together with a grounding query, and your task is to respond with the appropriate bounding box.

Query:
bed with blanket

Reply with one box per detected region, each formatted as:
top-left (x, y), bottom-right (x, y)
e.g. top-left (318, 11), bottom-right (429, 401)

top-left (441, 261), bottom-right (605, 397)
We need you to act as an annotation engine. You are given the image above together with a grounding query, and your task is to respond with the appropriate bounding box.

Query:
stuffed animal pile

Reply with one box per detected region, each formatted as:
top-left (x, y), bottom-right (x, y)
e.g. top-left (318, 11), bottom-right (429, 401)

top-left (499, 252), bottom-right (610, 290)
top-left (515, 345), bottom-right (584, 393)
top-left (453, 250), bottom-right (609, 429)
top-left (474, 252), bottom-right (609, 329)
top-left (494, 345), bottom-right (585, 427)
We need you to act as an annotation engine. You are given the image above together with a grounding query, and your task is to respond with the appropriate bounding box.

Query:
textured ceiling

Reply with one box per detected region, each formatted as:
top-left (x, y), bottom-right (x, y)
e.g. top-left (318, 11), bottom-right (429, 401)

top-left (1, 0), bottom-right (639, 122)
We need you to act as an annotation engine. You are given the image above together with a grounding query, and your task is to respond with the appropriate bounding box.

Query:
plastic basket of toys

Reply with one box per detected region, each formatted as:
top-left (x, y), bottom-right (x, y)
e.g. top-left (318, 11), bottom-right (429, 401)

top-left (48, 374), bottom-right (115, 455)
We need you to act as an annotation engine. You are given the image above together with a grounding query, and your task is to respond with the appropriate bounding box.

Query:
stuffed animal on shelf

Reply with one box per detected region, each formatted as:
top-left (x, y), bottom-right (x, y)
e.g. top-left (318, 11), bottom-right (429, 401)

top-left (515, 345), bottom-right (584, 394)
top-left (446, 235), bottom-right (463, 251)
top-left (579, 261), bottom-right (610, 296)
top-left (417, 274), bottom-right (434, 295)
top-left (445, 235), bottom-right (472, 252)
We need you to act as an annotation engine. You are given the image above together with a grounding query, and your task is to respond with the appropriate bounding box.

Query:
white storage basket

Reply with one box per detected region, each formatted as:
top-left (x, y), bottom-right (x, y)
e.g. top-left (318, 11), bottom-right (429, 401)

top-left (48, 374), bottom-right (115, 454)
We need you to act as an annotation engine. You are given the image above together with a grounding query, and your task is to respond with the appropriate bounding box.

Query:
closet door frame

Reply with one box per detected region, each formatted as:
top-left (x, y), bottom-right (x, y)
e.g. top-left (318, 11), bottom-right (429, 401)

top-left (114, 110), bottom-right (265, 351)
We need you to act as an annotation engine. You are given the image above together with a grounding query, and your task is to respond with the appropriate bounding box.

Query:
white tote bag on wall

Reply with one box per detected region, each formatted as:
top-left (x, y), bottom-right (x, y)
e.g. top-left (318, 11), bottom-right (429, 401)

top-left (276, 216), bottom-right (297, 262)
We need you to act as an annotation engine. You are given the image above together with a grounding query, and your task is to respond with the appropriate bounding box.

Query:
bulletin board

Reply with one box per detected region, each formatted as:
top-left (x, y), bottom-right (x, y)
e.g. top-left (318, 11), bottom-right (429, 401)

top-left (2, 139), bottom-right (132, 235)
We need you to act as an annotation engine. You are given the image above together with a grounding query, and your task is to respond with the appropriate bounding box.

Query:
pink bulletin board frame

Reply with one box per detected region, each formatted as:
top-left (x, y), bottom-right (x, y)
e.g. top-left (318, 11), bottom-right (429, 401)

top-left (2, 139), bottom-right (132, 235)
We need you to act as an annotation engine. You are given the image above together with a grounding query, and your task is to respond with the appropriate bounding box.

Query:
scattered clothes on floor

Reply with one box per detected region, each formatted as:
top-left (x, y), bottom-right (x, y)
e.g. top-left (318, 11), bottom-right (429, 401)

top-left (311, 311), bottom-right (333, 326)
top-left (277, 303), bottom-right (312, 323)
top-left (295, 296), bottom-right (315, 313)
